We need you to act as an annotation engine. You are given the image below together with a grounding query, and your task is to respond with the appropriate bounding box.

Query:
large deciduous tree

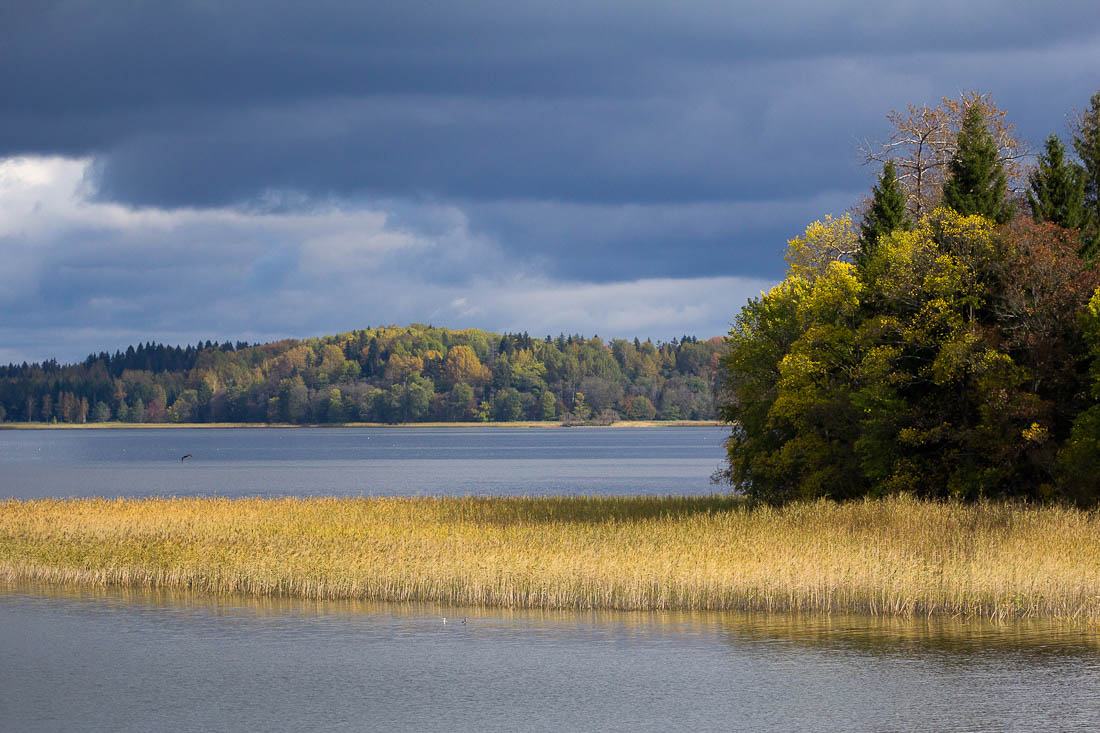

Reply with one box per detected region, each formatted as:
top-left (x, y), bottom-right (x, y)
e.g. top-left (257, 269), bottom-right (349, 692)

top-left (721, 207), bottom-right (1100, 505)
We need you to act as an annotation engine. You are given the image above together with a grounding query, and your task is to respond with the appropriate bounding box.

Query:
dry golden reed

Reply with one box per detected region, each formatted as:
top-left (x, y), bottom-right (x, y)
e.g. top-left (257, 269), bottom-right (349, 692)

top-left (2, 495), bottom-right (1098, 620)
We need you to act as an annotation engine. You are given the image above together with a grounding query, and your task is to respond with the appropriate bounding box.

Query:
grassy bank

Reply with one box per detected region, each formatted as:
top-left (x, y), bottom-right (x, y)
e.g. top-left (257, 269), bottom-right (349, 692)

top-left (2, 495), bottom-right (1097, 620)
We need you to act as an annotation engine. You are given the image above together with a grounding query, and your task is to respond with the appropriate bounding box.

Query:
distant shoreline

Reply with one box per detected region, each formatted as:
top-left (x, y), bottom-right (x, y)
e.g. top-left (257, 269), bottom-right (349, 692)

top-left (0, 420), bottom-right (722, 430)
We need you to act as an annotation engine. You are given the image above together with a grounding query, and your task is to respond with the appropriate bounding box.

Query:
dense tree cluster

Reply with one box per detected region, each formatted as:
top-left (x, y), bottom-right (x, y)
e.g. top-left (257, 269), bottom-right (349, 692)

top-left (720, 89), bottom-right (1100, 505)
top-left (0, 328), bottom-right (724, 425)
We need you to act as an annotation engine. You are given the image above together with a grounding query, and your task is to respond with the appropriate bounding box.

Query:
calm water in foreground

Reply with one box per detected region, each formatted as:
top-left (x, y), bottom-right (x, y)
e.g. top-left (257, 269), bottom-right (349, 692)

top-left (3, 427), bottom-right (1099, 730)
top-left (2, 584), bottom-right (1098, 732)
top-left (0, 426), bottom-right (725, 499)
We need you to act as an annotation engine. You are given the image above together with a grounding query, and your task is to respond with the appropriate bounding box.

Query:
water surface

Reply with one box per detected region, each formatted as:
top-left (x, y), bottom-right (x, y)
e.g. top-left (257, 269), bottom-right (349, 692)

top-left (0, 426), bottom-right (726, 499)
top-left (2, 584), bottom-right (1097, 732)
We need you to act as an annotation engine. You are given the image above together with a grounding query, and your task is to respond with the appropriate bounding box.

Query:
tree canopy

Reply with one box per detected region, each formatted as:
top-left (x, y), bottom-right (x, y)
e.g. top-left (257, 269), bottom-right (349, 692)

top-left (0, 326), bottom-right (726, 426)
top-left (720, 88), bottom-right (1100, 506)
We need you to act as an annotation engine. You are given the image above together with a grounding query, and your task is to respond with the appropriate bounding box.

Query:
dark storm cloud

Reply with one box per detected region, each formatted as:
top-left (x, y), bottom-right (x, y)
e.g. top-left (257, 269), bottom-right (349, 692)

top-left (5, 2), bottom-right (1099, 203)
top-left (3, 1), bottom-right (1100, 363)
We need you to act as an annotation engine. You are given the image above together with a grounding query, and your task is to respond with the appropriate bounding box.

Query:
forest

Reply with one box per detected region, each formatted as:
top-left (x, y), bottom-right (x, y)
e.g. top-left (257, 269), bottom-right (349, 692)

top-left (0, 328), bottom-right (724, 426)
top-left (720, 90), bottom-right (1100, 505)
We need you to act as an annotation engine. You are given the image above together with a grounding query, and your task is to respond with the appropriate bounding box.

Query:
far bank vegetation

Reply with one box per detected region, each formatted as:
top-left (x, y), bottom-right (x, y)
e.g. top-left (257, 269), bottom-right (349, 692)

top-left (0, 330), bottom-right (724, 427)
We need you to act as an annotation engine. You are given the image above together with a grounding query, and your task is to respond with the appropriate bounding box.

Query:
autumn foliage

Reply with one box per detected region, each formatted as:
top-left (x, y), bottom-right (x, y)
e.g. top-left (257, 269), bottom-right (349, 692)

top-left (0, 328), bottom-right (725, 425)
top-left (721, 89), bottom-right (1100, 505)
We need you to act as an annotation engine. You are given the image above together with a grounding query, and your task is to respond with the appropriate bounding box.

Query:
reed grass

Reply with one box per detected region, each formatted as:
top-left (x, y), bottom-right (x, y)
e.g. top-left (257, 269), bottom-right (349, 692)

top-left (2, 495), bottom-right (1098, 620)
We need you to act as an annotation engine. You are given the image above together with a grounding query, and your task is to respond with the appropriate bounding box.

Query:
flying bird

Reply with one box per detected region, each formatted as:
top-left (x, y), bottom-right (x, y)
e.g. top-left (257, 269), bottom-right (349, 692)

top-left (180, 454), bottom-right (192, 461)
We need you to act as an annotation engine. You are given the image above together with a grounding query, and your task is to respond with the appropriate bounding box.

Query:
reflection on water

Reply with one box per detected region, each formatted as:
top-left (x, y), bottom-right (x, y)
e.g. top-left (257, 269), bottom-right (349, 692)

top-left (3, 582), bottom-right (1099, 732)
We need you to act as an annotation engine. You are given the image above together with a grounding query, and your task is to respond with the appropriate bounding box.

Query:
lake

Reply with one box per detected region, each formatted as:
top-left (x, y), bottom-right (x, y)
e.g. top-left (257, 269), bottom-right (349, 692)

top-left (3, 426), bottom-right (1099, 731)
top-left (3, 584), bottom-right (1099, 732)
top-left (0, 426), bottom-right (727, 499)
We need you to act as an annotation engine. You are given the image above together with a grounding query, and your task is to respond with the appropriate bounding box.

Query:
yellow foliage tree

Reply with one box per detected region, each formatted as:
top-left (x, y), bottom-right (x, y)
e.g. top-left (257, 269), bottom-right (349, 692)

top-left (441, 345), bottom-right (490, 386)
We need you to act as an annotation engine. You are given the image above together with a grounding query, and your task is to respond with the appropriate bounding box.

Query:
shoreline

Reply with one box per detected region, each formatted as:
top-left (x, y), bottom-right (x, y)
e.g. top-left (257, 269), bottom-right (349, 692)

top-left (2, 495), bottom-right (1096, 621)
top-left (0, 419), bottom-right (721, 430)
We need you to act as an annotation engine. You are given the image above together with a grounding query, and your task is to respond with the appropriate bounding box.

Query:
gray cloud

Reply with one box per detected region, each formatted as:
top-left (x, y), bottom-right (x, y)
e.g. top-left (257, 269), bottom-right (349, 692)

top-left (2, 2), bottom-right (1100, 361)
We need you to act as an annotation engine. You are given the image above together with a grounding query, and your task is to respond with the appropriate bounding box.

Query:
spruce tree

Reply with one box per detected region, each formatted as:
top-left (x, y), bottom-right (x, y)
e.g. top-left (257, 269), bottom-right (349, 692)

top-left (942, 104), bottom-right (1014, 223)
top-left (1073, 90), bottom-right (1100, 256)
top-left (1027, 133), bottom-right (1086, 230)
top-left (859, 160), bottom-right (910, 266)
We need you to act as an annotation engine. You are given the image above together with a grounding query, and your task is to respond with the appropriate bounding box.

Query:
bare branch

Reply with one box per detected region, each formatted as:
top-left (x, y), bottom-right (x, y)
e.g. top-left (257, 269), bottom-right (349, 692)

top-left (859, 92), bottom-right (1030, 217)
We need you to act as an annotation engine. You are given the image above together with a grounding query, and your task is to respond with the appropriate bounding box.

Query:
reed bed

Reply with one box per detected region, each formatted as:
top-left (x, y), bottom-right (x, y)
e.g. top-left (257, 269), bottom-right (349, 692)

top-left (2, 495), bottom-right (1098, 620)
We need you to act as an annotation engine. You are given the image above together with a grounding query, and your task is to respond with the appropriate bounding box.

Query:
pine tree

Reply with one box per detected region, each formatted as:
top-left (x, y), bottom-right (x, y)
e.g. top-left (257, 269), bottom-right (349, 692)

top-left (859, 160), bottom-right (910, 265)
top-left (942, 104), bottom-right (1014, 223)
top-left (1073, 90), bottom-right (1100, 256)
top-left (1027, 133), bottom-right (1087, 230)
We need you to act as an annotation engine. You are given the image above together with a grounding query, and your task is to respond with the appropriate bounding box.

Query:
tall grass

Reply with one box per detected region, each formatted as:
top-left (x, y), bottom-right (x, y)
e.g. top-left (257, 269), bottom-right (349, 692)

top-left (2, 495), bottom-right (1098, 619)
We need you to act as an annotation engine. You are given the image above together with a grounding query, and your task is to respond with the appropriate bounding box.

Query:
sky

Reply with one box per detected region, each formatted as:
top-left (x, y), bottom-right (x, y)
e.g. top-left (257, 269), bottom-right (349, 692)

top-left (2, 2), bottom-right (1100, 364)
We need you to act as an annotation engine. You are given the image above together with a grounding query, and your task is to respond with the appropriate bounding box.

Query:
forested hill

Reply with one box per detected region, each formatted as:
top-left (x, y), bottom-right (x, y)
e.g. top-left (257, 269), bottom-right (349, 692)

top-left (0, 326), bottom-right (726, 424)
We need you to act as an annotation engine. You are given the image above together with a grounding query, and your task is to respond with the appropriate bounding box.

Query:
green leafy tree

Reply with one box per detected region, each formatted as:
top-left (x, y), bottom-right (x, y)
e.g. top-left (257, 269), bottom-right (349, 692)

top-left (1027, 134), bottom-right (1087, 231)
top-left (718, 277), bottom-right (807, 495)
top-left (492, 387), bottom-right (523, 422)
top-left (722, 207), bottom-right (1099, 504)
top-left (279, 376), bottom-right (309, 423)
top-left (538, 390), bottom-right (557, 420)
top-left (325, 388), bottom-right (346, 423)
top-left (1056, 287), bottom-right (1100, 504)
top-left (942, 104), bottom-right (1014, 223)
top-left (859, 160), bottom-right (910, 266)
top-left (448, 382), bottom-right (476, 421)
top-left (405, 377), bottom-right (433, 421)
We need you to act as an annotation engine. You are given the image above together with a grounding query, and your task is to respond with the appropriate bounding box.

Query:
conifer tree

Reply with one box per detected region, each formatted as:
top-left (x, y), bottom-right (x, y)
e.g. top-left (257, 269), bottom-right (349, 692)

top-left (942, 104), bottom-right (1014, 223)
top-left (858, 160), bottom-right (910, 265)
top-left (1073, 90), bottom-right (1100, 256)
top-left (1027, 133), bottom-right (1087, 230)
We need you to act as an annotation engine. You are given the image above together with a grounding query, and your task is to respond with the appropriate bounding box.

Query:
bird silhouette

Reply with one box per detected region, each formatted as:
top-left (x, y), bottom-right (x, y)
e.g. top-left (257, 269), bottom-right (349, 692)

top-left (180, 454), bottom-right (192, 461)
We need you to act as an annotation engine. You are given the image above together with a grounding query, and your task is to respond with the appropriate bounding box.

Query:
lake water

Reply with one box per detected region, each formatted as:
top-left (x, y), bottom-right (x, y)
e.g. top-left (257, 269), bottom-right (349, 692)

top-left (4, 426), bottom-right (1099, 730)
top-left (0, 426), bottom-right (727, 499)
top-left (2, 584), bottom-right (1098, 732)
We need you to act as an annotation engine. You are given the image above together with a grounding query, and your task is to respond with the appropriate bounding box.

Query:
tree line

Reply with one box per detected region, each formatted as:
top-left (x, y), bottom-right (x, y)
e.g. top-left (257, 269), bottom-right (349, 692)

top-left (720, 89), bottom-right (1100, 505)
top-left (0, 328), bottom-right (725, 425)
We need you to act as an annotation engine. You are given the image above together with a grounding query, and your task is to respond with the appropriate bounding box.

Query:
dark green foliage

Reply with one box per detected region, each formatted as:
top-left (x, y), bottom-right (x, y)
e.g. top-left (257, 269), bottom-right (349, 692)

top-left (1027, 134), bottom-right (1087, 231)
top-left (721, 209), bottom-right (1100, 505)
top-left (859, 160), bottom-right (910, 266)
top-left (942, 105), bottom-right (1014, 224)
top-left (1074, 91), bottom-right (1100, 257)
